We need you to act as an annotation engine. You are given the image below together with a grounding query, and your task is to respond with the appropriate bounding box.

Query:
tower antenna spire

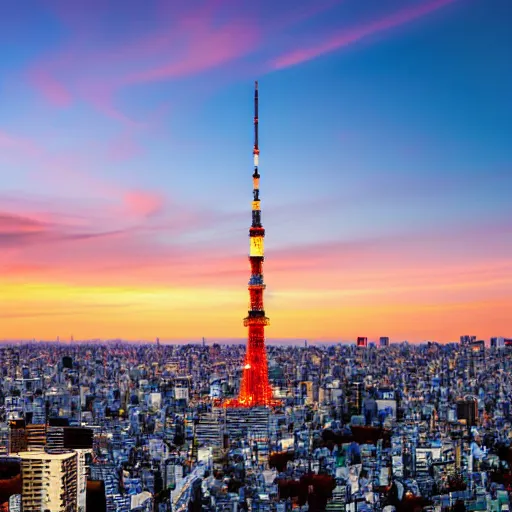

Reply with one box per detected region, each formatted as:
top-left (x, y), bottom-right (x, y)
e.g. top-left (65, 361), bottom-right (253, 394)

top-left (254, 81), bottom-right (259, 156)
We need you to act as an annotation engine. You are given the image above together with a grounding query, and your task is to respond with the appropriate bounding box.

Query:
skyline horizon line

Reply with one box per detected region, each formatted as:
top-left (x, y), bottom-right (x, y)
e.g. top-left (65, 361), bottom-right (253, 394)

top-left (0, 335), bottom-right (508, 346)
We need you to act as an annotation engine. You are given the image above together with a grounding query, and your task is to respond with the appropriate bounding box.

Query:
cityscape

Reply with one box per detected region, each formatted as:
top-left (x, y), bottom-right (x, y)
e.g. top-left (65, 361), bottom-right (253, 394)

top-left (1, 1), bottom-right (512, 511)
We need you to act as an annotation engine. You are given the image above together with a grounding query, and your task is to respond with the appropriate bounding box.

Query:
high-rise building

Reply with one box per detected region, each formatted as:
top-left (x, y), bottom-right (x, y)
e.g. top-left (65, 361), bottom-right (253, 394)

top-left (75, 448), bottom-right (92, 512)
top-left (32, 396), bottom-right (46, 424)
top-left (26, 424), bottom-right (46, 452)
top-left (460, 335), bottom-right (476, 345)
top-left (63, 427), bottom-right (94, 450)
top-left (174, 377), bottom-right (190, 405)
top-left (491, 337), bottom-right (505, 348)
top-left (299, 381), bottom-right (314, 405)
top-left (350, 382), bottom-right (364, 416)
top-left (379, 337), bottom-right (390, 347)
top-left (46, 426), bottom-right (65, 452)
top-left (8, 420), bottom-right (26, 454)
top-left (357, 337), bottom-right (368, 348)
top-left (456, 399), bottom-right (478, 427)
top-left (19, 450), bottom-right (78, 512)
top-left (224, 82), bottom-right (276, 408)
top-left (195, 412), bottom-right (223, 449)
top-left (0, 425), bottom-right (9, 456)
top-left (468, 340), bottom-right (486, 377)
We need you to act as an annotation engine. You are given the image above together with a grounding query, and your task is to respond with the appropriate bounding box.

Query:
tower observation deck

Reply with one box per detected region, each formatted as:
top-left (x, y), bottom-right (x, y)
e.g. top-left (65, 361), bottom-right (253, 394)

top-left (223, 82), bottom-right (278, 408)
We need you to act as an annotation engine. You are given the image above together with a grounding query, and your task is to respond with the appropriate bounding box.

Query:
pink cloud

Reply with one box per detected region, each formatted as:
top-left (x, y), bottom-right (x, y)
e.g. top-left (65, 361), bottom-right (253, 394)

top-left (272, 0), bottom-right (460, 69)
top-left (123, 191), bottom-right (164, 218)
top-left (77, 81), bottom-right (142, 127)
top-left (29, 69), bottom-right (72, 107)
top-left (0, 132), bottom-right (18, 148)
top-left (1, 190), bottom-right (510, 319)
top-left (0, 189), bottom-right (241, 286)
top-left (0, 213), bottom-right (48, 235)
top-left (27, 1), bottom-right (261, 119)
top-left (127, 21), bottom-right (259, 83)
top-left (0, 129), bottom-right (153, 212)
top-left (23, 0), bottom-right (463, 123)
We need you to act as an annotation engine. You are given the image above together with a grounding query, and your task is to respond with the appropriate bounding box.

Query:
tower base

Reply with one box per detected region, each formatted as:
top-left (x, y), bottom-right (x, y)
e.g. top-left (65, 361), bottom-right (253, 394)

top-left (222, 397), bottom-right (281, 408)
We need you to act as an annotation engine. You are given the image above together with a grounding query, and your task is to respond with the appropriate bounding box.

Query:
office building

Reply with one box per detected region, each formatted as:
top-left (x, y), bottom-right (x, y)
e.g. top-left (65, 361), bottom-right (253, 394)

top-left (457, 398), bottom-right (478, 427)
top-left (460, 335), bottom-right (477, 345)
top-left (491, 337), bottom-right (505, 349)
top-left (26, 424), bottom-right (46, 452)
top-left (8, 421), bottom-right (26, 454)
top-left (379, 337), bottom-right (390, 347)
top-left (357, 337), bottom-right (368, 348)
top-left (19, 450), bottom-right (78, 512)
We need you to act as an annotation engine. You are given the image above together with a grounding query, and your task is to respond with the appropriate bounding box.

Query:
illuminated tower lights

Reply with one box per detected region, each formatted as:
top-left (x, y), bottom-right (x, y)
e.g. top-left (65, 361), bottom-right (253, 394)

top-left (223, 82), bottom-right (278, 408)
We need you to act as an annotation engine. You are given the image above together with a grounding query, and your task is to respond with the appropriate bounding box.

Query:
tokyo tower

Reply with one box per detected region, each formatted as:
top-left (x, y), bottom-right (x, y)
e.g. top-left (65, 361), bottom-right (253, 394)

top-left (224, 82), bottom-right (278, 408)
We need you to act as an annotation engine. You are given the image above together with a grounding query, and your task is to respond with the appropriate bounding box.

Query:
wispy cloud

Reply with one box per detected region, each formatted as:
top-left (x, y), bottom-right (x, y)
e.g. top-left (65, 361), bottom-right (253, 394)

top-left (272, 0), bottom-right (460, 69)
top-left (2, 192), bottom-right (510, 294)
top-left (0, 213), bottom-right (48, 234)
top-left (26, 0), bottom-right (261, 120)
top-left (23, 0), bottom-right (462, 121)
top-left (122, 191), bottom-right (164, 218)
top-left (29, 69), bottom-right (72, 107)
top-left (0, 128), bottom-right (156, 216)
top-left (126, 21), bottom-right (259, 84)
top-left (0, 210), bottom-right (128, 249)
top-left (1, 191), bottom-right (510, 341)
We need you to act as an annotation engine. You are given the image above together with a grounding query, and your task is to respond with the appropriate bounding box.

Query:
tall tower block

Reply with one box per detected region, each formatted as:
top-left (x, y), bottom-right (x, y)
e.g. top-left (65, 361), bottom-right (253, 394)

top-left (224, 82), bottom-right (277, 408)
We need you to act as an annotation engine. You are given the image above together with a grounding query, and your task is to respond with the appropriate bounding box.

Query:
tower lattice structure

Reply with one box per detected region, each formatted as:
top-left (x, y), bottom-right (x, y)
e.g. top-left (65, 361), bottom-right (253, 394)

top-left (224, 82), bottom-right (278, 408)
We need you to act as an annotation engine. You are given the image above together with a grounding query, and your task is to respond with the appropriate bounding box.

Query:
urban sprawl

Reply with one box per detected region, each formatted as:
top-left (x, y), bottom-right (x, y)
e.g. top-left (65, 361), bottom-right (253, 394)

top-left (0, 336), bottom-right (511, 511)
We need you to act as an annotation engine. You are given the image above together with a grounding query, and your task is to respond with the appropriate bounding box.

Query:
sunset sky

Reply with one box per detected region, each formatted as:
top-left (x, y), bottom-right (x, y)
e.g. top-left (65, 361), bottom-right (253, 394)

top-left (1, 0), bottom-right (511, 343)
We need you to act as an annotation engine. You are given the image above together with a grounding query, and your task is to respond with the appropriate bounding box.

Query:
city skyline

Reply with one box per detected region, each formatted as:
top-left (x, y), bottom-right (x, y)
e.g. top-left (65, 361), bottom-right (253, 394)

top-left (1, 0), bottom-right (511, 342)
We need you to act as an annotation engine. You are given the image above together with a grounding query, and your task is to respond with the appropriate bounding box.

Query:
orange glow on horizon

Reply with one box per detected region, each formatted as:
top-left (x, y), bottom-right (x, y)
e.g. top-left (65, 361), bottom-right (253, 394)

top-left (1, 222), bottom-right (510, 343)
top-left (1, 276), bottom-right (510, 342)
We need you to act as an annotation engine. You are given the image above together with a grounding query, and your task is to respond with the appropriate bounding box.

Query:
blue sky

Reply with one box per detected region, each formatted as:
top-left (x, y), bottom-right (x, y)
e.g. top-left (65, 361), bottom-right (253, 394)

top-left (1, 0), bottom-right (511, 341)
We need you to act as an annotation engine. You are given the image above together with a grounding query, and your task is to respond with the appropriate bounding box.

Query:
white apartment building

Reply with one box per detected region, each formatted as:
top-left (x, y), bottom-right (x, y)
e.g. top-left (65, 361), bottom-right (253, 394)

top-left (19, 450), bottom-right (78, 512)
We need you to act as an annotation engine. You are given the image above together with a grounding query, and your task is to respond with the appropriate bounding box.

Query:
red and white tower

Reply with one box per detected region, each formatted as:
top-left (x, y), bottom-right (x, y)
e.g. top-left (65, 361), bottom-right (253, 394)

top-left (224, 82), bottom-right (277, 408)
